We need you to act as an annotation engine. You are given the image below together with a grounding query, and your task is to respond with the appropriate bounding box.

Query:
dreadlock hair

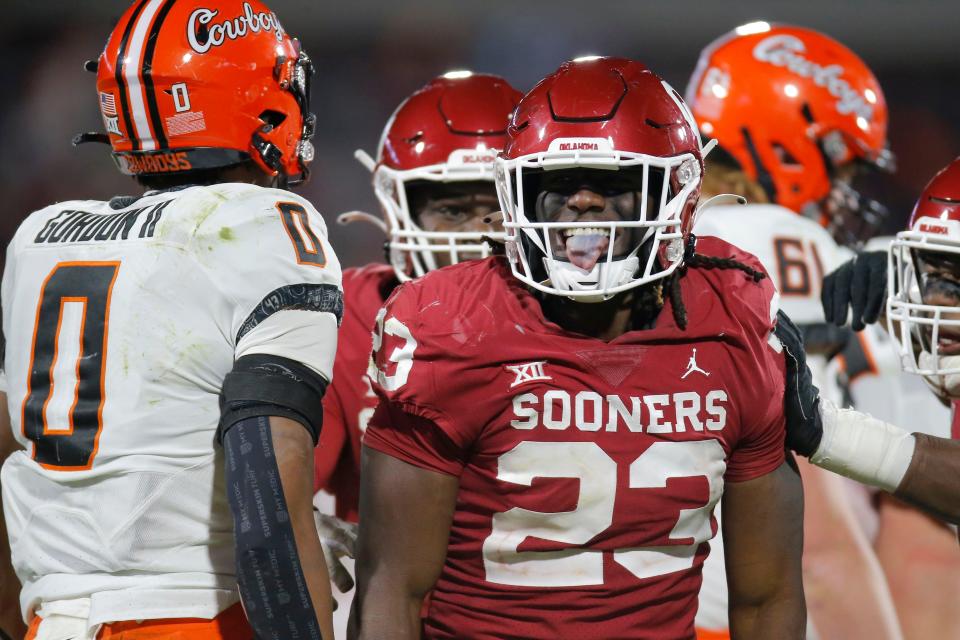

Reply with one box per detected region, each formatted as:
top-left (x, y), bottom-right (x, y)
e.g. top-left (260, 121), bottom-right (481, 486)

top-left (481, 234), bottom-right (507, 257)
top-left (667, 233), bottom-right (767, 330)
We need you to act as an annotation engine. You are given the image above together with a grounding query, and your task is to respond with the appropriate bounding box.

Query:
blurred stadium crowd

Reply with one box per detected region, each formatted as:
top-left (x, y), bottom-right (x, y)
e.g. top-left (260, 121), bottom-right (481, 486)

top-left (1, 0), bottom-right (958, 269)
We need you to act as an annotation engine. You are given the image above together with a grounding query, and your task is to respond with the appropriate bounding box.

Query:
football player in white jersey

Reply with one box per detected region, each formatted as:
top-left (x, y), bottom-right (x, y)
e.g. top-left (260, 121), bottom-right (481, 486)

top-left (0, 393), bottom-right (20, 640)
top-left (0, 1), bottom-right (339, 639)
top-left (687, 23), bottom-right (906, 640)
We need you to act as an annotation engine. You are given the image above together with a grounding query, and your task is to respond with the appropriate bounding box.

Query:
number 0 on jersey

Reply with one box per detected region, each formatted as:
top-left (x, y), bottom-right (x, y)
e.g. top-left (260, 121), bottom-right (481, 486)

top-left (22, 262), bottom-right (120, 471)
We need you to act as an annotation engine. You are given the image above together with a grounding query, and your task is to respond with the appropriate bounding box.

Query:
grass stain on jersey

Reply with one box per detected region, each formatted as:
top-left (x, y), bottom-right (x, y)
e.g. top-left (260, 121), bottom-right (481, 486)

top-left (185, 197), bottom-right (227, 240)
top-left (218, 227), bottom-right (235, 241)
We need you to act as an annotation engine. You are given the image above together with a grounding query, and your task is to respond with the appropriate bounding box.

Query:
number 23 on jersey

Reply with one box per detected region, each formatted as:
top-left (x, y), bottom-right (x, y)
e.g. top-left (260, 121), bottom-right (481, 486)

top-left (371, 311), bottom-right (727, 588)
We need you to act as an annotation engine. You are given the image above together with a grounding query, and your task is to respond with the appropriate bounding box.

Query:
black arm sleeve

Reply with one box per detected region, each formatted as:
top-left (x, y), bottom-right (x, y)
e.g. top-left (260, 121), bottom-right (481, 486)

top-left (218, 353), bottom-right (328, 445)
top-left (223, 415), bottom-right (323, 640)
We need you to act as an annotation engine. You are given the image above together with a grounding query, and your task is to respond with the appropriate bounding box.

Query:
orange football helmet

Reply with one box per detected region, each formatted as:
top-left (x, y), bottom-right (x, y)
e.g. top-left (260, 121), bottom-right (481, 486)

top-left (686, 23), bottom-right (894, 243)
top-left (79, 0), bottom-right (315, 185)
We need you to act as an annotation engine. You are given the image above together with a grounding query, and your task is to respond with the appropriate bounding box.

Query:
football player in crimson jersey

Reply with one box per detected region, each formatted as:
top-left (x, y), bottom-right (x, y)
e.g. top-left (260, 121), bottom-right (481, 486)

top-left (0, 2), bottom-right (339, 639)
top-left (352, 57), bottom-right (805, 640)
top-left (685, 24), bottom-right (907, 639)
top-left (778, 169), bottom-right (960, 515)
top-left (822, 159), bottom-right (960, 430)
top-left (310, 72), bottom-right (521, 629)
top-left (811, 157), bottom-right (960, 521)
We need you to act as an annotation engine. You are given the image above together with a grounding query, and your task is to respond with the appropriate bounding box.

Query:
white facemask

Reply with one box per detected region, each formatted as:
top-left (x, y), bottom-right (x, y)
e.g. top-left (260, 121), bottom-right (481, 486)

top-left (917, 351), bottom-right (960, 400)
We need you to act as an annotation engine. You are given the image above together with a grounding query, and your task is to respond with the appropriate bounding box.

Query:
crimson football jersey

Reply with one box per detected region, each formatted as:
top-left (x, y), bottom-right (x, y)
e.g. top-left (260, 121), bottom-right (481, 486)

top-left (364, 237), bottom-right (787, 640)
top-left (315, 263), bottom-right (398, 521)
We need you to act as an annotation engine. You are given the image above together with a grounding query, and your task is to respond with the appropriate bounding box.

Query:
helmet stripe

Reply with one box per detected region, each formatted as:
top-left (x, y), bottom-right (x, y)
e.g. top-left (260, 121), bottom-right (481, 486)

top-left (122, 0), bottom-right (167, 151)
top-left (140, 0), bottom-right (177, 151)
top-left (113, 0), bottom-right (150, 152)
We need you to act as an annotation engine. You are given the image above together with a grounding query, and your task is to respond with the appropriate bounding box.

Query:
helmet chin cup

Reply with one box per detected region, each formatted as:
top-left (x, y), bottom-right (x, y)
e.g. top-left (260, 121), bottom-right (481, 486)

top-left (918, 352), bottom-right (960, 400)
top-left (544, 255), bottom-right (642, 303)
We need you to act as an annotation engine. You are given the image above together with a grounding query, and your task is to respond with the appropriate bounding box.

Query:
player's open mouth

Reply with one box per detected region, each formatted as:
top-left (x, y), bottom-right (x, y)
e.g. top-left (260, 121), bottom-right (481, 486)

top-left (561, 228), bottom-right (610, 271)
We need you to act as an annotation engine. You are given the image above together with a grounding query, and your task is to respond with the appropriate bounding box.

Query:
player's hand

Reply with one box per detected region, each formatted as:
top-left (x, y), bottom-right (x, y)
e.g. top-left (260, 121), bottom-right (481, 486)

top-left (314, 510), bottom-right (358, 593)
top-left (821, 251), bottom-right (887, 331)
top-left (775, 311), bottom-right (824, 457)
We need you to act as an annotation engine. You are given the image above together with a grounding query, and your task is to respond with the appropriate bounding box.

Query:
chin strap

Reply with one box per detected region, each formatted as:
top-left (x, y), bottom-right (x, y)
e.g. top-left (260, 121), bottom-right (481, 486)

top-left (700, 137), bottom-right (719, 158)
top-left (694, 193), bottom-right (747, 213)
top-left (692, 193), bottom-right (747, 228)
top-left (355, 149), bottom-right (377, 172)
top-left (336, 210), bottom-right (387, 233)
top-left (72, 132), bottom-right (111, 146)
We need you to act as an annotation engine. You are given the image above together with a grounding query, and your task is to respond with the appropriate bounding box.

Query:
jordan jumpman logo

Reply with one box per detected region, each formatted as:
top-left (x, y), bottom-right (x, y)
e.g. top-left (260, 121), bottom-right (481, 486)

top-left (681, 348), bottom-right (710, 379)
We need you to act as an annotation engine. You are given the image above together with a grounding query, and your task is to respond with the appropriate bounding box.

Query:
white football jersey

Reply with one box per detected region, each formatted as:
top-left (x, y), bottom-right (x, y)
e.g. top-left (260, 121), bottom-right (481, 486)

top-left (694, 204), bottom-right (841, 634)
top-left (694, 204), bottom-right (847, 324)
top-left (1, 183), bottom-right (341, 627)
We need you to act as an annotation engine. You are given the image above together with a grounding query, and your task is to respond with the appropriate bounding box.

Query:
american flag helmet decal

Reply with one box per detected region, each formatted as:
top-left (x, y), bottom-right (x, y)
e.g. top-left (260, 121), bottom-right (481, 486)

top-left (99, 91), bottom-right (117, 117)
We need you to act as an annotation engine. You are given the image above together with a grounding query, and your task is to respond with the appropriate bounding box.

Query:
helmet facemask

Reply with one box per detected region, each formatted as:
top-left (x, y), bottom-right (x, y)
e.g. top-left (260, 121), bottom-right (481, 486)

top-left (496, 149), bottom-right (700, 302)
top-left (888, 237), bottom-right (960, 398)
top-left (372, 159), bottom-right (504, 281)
top-left (816, 131), bottom-right (895, 248)
top-left (252, 43), bottom-right (316, 186)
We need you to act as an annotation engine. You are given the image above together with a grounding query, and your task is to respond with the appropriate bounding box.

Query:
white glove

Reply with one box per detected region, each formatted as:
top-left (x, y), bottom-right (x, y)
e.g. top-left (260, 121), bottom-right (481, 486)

top-left (314, 510), bottom-right (358, 593)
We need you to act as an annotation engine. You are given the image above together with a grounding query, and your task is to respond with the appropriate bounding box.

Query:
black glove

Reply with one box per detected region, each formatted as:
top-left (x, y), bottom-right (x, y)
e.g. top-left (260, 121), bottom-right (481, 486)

top-left (775, 311), bottom-right (823, 457)
top-left (821, 250), bottom-right (887, 331)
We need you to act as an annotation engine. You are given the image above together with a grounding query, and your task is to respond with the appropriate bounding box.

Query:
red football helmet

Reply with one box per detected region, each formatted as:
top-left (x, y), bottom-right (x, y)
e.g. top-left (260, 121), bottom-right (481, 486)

top-left (355, 72), bottom-right (521, 280)
top-left (84, 0), bottom-right (315, 184)
top-left (686, 23), bottom-right (893, 244)
top-left (495, 57), bottom-right (705, 300)
top-left (888, 157), bottom-right (960, 395)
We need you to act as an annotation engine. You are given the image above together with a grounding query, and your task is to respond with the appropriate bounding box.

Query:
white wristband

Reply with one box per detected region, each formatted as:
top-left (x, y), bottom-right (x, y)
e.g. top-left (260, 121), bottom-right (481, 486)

top-left (810, 399), bottom-right (917, 493)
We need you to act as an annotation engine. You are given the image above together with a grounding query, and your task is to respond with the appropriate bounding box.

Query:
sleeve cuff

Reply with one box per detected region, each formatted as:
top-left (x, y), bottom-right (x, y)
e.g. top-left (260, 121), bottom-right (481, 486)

top-left (363, 402), bottom-right (466, 477)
